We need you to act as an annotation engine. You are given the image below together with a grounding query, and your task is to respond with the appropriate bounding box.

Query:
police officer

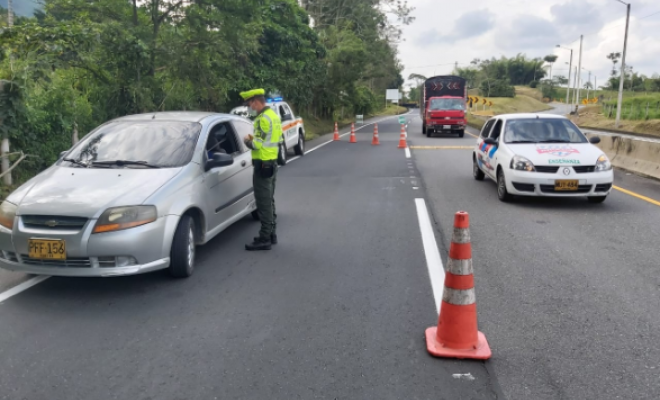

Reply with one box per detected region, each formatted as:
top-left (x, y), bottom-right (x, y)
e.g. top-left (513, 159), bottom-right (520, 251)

top-left (240, 88), bottom-right (282, 251)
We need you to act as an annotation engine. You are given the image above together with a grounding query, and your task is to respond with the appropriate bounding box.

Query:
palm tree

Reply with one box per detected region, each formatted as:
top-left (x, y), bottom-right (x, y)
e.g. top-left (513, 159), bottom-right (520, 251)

top-left (543, 55), bottom-right (559, 80)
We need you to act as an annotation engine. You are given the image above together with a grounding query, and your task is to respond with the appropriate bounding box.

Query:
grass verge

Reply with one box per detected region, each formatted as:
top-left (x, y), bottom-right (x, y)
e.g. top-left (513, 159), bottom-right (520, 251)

top-left (570, 105), bottom-right (660, 138)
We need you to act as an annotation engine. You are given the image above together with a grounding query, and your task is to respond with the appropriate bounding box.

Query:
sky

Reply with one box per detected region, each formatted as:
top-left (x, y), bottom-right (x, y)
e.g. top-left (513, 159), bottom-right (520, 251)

top-left (396, 0), bottom-right (660, 89)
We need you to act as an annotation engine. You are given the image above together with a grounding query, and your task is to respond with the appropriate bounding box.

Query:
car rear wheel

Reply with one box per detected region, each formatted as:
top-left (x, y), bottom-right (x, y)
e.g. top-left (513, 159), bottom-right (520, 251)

top-left (473, 157), bottom-right (485, 181)
top-left (169, 215), bottom-right (195, 278)
top-left (588, 196), bottom-right (607, 203)
top-left (277, 142), bottom-right (287, 166)
top-left (497, 169), bottom-right (512, 202)
top-left (294, 132), bottom-right (305, 156)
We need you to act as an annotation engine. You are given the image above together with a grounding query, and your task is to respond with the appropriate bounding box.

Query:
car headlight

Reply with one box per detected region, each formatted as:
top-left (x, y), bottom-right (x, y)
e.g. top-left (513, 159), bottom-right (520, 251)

top-left (0, 201), bottom-right (17, 230)
top-left (510, 155), bottom-right (536, 172)
top-left (93, 206), bottom-right (157, 234)
top-left (595, 154), bottom-right (612, 171)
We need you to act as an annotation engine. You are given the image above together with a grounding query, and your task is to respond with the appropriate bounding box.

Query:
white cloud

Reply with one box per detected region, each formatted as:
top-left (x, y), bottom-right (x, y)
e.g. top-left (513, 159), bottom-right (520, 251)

top-left (399, 0), bottom-right (660, 88)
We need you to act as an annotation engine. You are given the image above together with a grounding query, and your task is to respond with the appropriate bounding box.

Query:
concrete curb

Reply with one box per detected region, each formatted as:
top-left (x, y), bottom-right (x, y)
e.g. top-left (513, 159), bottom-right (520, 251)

top-left (585, 133), bottom-right (660, 180)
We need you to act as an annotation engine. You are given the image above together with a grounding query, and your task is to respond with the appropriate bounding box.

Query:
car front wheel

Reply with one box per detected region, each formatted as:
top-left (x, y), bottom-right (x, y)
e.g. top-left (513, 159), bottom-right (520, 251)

top-left (277, 142), bottom-right (287, 166)
top-left (497, 169), bottom-right (512, 202)
top-left (473, 157), bottom-right (485, 181)
top-left (294, 132), bottom-right (305, 156)
top-left (169, 215), bottom-right (195, 278)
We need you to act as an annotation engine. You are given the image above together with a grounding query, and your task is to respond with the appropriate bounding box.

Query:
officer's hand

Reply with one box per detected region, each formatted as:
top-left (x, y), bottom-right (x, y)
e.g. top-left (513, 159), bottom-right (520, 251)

top-left (245, 134), bottom-right (254, 142)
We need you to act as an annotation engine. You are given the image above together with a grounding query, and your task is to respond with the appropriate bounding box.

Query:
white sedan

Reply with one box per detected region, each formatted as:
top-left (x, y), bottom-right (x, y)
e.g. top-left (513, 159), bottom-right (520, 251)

top-left (472, 114), bottom-right (614, 203)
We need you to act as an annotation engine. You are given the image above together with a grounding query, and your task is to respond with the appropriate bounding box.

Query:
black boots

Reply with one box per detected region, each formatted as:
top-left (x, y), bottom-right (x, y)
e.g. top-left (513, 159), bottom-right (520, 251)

top-left (245, 237), bottom-right (272, 251)
top-left (253, 234), bottom-right (277, 245)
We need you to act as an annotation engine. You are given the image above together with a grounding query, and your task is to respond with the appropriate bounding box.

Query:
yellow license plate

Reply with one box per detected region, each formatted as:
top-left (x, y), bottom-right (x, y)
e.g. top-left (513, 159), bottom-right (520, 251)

top-left (555, 180), bottom-right (579, 191)
top-left (28, 239), bottom-right (66, 260)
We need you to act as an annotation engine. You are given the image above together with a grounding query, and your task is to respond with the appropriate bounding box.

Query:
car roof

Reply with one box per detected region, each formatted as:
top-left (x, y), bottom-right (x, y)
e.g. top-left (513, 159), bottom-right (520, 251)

top-left (112, 111), bottom-right (239, 123)
top-left (492, 113), bottom-right (568, 121)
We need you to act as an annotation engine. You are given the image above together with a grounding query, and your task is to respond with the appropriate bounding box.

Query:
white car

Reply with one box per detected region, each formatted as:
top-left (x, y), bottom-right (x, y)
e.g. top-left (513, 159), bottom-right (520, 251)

top-left (472, 114), bottom-right (614, 203)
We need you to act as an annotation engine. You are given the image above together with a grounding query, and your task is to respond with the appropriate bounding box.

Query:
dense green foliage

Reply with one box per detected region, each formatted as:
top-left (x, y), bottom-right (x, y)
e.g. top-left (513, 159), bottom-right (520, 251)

top-left (0, 0), bottom-right (411, 185)
top-left (602, 94), bottom-right (660, 120)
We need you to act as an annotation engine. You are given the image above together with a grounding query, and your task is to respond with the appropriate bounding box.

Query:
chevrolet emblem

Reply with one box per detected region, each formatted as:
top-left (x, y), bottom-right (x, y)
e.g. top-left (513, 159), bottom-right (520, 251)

top-left (45, 220), bottom-right (59, 227)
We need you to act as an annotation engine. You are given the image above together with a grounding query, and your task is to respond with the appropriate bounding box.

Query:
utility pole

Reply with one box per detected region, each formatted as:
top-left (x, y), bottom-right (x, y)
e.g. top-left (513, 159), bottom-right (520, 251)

top-left (576, 35), bottom-right (583, 107)
top-left (615, 1), bottom-right (631, 128)
top-left (557, 45), bottom-right (573, 113)
top-left (586, 70), bottom-right (591, 101)
top-left (2, 0), bottom-right (14, 185)
top-left (573, 66), bottom-right (578, 106)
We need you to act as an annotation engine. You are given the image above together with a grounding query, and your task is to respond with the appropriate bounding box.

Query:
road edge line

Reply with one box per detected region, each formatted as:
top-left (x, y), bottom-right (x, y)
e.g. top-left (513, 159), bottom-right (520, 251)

top-left (414, 198), bottom-right (445, 314)
top-left (613, 185), bottom-right (660, 207)
top-left (405, 147), bottom-right (411, 159)
top-left (0, 275), bottom-right (50, 304)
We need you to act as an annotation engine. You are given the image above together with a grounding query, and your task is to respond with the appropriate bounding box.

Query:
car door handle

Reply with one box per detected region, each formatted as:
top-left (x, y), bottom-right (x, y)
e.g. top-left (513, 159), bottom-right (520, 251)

top-left (241, 160), bottom-right (246, 167)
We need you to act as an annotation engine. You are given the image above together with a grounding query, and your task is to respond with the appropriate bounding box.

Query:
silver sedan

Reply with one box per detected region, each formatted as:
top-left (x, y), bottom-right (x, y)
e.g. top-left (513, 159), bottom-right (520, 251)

top-left (0, 112), bottom-right (258, 277)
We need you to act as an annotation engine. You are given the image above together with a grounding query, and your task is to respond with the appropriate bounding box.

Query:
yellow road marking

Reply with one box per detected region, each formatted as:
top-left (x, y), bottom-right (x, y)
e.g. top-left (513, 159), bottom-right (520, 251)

top-left (613, 185), bottom-right (660, 207)
top-left (466, 131), bottom-right (478, 138)
top-left (409, 146), bottom-right (473, 150)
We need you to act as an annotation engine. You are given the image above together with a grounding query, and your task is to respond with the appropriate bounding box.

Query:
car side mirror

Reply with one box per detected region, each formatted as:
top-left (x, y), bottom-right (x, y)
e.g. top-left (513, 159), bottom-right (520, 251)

top-left (205, 153), bottom-right (234, 171)
top-left (484, 138), bottom-right (497, 145)
top-left (589, 136), bottom-right (601, 144)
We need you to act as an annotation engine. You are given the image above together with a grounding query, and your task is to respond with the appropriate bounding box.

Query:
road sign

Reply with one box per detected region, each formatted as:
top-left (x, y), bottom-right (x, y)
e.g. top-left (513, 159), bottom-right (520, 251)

top-left (488, 101), bottom-right (493, 107)
top-left (398, 116), bottom-right (406, 125)
top-left (386, 89), bottom-right (400, 101)
top-left (473, 96), bottom-right (480, 103)
top-left (482, 98), bottom-right (487, 105)
top-left (356, 115), bottom-right (364, 124)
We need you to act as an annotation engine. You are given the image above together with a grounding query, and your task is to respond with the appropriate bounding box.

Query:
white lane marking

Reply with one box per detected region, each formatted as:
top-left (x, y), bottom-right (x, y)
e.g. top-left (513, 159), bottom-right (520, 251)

top-left (414, 198), bottom-right (445, 314)
top-left (405, 147), bottom-right (411, 159)
top-left (290, 110), bottom-right (416, 162)
top-left (288, 156), bottom-right (301, 163)
top-left (452, 373), bottom-right (476, 381)
top-left (0, 275), bottom-right (50, 304)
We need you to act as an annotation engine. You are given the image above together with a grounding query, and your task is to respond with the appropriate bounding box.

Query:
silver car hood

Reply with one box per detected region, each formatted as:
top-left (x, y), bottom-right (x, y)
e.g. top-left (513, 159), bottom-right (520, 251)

top-left (11, 166), bottom-right (183, 218)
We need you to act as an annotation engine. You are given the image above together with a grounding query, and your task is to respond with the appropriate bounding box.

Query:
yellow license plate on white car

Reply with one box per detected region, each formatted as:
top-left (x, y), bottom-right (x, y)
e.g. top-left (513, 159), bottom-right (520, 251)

top-left (555, 180), bottom-right (579, 191)
top-left (28, 239), bottom-right (66, 260)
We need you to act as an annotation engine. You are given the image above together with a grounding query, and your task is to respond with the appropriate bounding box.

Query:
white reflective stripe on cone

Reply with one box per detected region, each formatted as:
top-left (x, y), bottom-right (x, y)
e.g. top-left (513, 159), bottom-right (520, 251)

top-left (446, 258), bottom-right (473, 276)
top-left (451, 227), bottom-right (470, 244)
top-left (442, 288), bottom-right (476, 306)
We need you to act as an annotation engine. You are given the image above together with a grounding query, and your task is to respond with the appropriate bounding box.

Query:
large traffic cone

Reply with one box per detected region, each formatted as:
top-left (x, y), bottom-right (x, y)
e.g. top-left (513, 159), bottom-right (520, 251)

top-left (349, 123), bottom-right (357, 143)
top-left (397, 124), bottom-right (407, 148)
top-left (425, 211), bottom-right (491, 360)
top-left (371, 124), bottom-right (380, 145)
top-left (333, 122), bottom-right (340, 141)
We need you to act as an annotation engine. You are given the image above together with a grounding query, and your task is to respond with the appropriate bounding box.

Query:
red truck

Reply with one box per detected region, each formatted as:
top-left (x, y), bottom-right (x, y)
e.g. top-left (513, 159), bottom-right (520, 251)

top-left (420, 75), bottom-right (467, 137)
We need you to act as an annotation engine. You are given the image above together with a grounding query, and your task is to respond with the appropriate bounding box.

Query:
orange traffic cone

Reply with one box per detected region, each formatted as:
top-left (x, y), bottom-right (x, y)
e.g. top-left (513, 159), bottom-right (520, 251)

top-left (372, 124), bottom-right (380, 145)
top-left (425, 211), bottom-right (491, 360)
top-left (349, 123), bottom-right (357, 143)
top-left (333, 122), bottom-right (340, 141)
top-left (397, 124), bottom-right (407, 148)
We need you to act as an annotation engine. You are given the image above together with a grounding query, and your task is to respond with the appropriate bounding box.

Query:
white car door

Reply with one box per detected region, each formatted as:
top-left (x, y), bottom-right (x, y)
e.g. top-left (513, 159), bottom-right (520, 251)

top-left (475, 119), bottom-right (497, 177)
top-left (278, 104), bottom-right (296, 148)
top-left (203, 122), bottom-right (253, 231)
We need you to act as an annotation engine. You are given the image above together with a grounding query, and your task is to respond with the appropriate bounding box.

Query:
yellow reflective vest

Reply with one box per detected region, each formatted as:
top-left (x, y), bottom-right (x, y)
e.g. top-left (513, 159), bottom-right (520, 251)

top-left (252, 107), bottom-right (283, 161)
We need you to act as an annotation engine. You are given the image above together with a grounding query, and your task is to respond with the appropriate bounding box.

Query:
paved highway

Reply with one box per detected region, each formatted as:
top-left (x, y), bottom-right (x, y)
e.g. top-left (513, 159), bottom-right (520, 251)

top-left (1, 110), bottom-right (660, 399)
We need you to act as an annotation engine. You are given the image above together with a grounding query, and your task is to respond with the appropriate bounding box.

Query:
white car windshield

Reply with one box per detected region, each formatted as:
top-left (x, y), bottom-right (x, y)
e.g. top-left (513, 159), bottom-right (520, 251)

top-left (62, 121), bottom-right (202, 168)
top-left (503, 119), bottom-right (588, 144)
top-left (429, 98), bottom-right (464, 111)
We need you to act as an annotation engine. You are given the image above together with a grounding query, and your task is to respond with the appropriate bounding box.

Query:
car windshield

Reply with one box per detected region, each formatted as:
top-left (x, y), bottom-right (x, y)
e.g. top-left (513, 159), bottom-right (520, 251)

top-left (61, 121), bottom-right (202, 168)
top-left (429, 98), bottom-right (464, 111)
top-left (503, 118), bottom-right (588, 144)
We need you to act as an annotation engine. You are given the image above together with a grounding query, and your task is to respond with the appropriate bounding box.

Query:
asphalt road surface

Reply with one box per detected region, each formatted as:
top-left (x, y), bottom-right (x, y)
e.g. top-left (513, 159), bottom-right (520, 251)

top-left (1, 110), bottom-right (659, 400)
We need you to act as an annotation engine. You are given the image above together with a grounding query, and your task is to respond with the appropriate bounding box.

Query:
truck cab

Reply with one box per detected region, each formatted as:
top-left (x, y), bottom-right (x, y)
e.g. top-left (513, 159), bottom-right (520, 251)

top-left (423, 96), bottom-right (467, 137)
top-left (420, 76), bottom-right (467, 138)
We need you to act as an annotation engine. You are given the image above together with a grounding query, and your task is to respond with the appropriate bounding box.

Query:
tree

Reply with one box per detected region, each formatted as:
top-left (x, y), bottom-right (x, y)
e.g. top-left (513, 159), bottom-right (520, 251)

top-left (583, 81), bottom-right (593, 90)
top-left (554, 75), bottom-right (569, 86)
top-left (607, 52), bottom-right (621, 77)
top-left (543, 54), bottom-right (558, 80)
